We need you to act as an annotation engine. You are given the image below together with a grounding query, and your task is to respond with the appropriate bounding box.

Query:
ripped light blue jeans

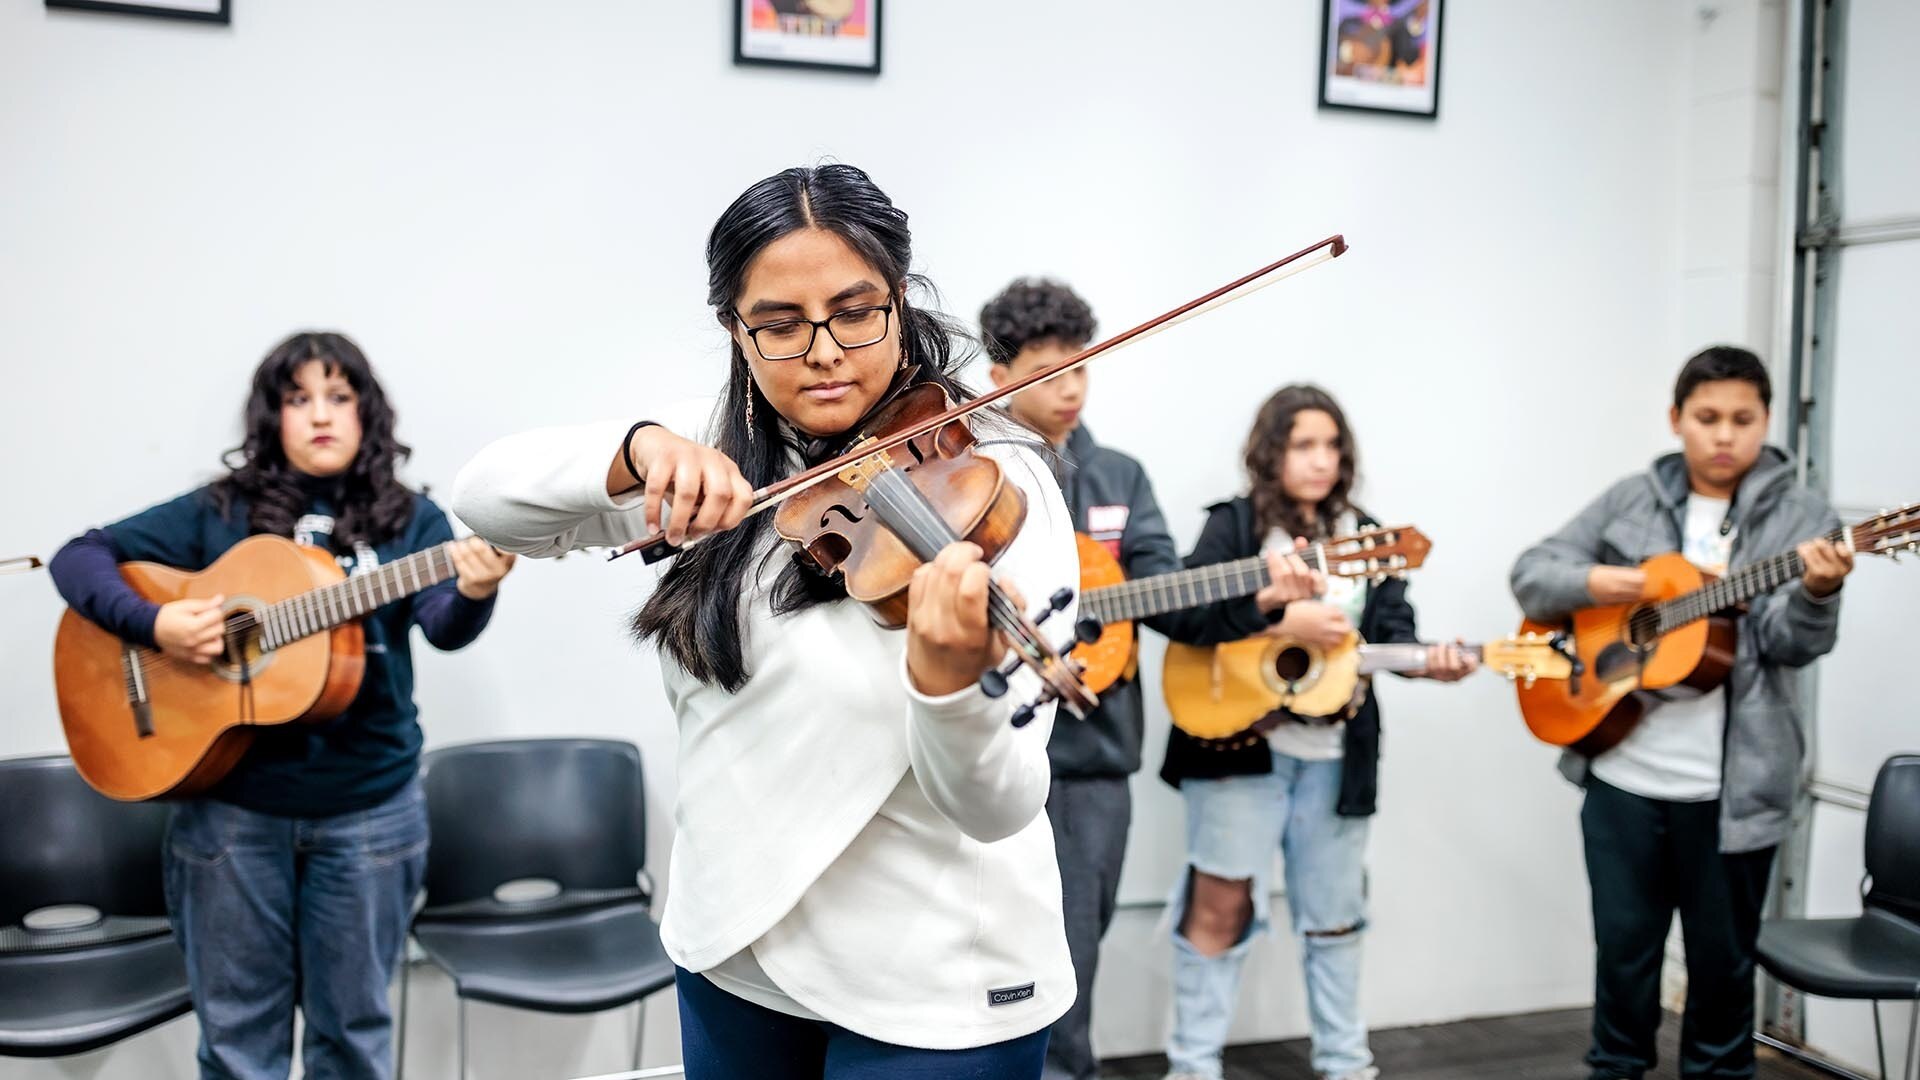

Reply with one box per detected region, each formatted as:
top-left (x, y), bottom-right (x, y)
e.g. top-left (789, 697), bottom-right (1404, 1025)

top-left (1166, 750), bottom-right (1371, 1079)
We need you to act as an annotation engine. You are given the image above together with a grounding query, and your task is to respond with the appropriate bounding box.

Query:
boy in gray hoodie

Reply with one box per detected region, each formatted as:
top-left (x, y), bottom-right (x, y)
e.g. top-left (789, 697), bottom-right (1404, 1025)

top-left (1510, 345), bottom-right (1854, 1080)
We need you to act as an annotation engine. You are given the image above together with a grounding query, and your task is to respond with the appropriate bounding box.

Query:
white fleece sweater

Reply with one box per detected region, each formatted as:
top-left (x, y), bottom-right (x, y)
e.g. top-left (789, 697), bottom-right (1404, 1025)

top-left (449, 397), bottom-right (1078, 1049)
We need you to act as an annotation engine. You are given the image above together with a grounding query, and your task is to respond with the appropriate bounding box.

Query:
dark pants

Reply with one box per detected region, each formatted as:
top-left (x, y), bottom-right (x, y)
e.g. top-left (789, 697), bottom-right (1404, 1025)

top-left (676, 966), bottom-right (1049, 1079)
top-left (1042, 775), bottom-right (1132, 1080)
top-left (1581, 777), bottom-right (1775, 1080)
top-left (164, 778), bottom-right (428, 1080)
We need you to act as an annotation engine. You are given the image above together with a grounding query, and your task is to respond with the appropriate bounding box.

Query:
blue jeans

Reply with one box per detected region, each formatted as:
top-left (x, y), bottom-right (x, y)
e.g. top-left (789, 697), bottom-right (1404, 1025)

top-left (163, 777), bottom-right (428, 1080)
top-left (677, 966), bottom-right (1049, 1079)
top-left (1166, 750), bottom-right (1371, 1079)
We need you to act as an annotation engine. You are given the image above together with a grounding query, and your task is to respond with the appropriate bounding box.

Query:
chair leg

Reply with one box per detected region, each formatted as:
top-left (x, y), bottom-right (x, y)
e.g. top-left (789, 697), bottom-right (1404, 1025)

top-left (394, 955), bottom-right (410, 1080)
top-left (1903, 999), bottom-right (1917, 1080)
top-left (631, 999), bottom-right (646, 1069)
top-left (1875, 1001), bottom-right (1891, 1080)
top-left (458, 996), bottom-right (468, 1080)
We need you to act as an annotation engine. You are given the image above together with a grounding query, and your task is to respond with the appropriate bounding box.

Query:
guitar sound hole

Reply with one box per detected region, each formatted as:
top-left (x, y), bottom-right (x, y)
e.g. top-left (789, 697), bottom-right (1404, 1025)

top-left (213, 611), bottom-right (269, 681)
top-left (1271, 646), bottom-right (1312, 685)
top-left (1626, 607), bottom-right (1660, 649)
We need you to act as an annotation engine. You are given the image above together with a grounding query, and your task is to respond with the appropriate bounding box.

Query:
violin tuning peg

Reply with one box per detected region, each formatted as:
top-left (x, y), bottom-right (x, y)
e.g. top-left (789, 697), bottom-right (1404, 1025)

top-left (979, 655), bottom-right (1025, 699)
top-left (1049, 588), bottom-right (1074, 612)
top-left (1010, 703), bottom-right (1037, 728)
top-left (979, 670), bottom-right (1010, 699)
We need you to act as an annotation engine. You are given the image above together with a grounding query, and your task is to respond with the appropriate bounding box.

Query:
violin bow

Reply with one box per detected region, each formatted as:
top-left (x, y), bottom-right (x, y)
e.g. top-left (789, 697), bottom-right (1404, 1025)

top-left (610, 234), bottom-right (1348, 562)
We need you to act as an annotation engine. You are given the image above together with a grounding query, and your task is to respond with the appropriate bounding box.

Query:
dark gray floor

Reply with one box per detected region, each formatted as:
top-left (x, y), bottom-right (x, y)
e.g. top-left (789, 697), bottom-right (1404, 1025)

top-left (1102, 1008), bottom-right (1834, 1079)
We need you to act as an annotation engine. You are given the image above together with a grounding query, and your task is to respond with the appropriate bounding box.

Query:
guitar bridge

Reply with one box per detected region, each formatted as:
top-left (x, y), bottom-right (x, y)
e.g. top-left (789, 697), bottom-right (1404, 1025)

top-left (121, 645), bottom-right (155, 739)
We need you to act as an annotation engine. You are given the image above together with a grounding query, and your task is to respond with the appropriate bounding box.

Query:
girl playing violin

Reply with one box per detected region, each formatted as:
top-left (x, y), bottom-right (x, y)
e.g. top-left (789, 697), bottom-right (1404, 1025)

top-left (453, 165), bottom-right (1279, 1079)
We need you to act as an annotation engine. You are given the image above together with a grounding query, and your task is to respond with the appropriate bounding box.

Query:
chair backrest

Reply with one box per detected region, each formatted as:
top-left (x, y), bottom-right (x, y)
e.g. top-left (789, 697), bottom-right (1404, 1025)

top-left (419, 738), bottom-right (647, 914)
top-left (1864, 753), bottom-right (1920, 924)
top-left (0, 755), bottom-right (171, 929)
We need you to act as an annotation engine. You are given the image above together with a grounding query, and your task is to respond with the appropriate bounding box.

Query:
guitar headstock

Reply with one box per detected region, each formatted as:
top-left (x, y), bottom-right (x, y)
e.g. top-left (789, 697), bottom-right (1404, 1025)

top-left (1852, 502), bottom-right (1920, 560)
top-left (1481, 632), bottom-right (1574, 687)
top-left (1321, 525), bottom-right (1431, 582)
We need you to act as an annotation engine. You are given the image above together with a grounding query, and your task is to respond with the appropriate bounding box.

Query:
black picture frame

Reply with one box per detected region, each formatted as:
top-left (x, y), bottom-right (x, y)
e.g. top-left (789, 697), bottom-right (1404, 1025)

top-left (1317, 0), bottom-right (1443, 119)
top-left (733, 0), bottom-right (882, 76)
top-left (46, 0), bottom-right (229, 23)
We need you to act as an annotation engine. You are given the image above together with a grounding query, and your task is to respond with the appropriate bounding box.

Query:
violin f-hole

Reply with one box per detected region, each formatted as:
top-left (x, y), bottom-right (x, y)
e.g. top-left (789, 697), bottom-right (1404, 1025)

top-left (819, 504), bottom-right (865, 527)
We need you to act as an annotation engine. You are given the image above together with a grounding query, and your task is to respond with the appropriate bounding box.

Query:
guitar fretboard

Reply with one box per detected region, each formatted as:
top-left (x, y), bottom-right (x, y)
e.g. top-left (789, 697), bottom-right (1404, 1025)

top-left (258, 543), bottom-right (459, 651)
top-left (1082, 553), bottom-right (1283, 626)
top-left (1650, 523), bottom-right (1850, 635)
top-left (1355, 642), bottom-right (1483, 676)
top-left (1081, 536), bottom-right (1411, 625)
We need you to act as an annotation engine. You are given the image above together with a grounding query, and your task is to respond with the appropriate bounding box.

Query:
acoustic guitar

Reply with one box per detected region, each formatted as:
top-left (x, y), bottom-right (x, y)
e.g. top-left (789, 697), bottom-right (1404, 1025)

top-left (53, 534), bottom-right (466, 801)
top-left (1071, 524), bottom-right (1432, 693)
top-left (1516, 501), bottom-right (1920, 756)
top-left (1164, 630), bottom-right (1570, 740)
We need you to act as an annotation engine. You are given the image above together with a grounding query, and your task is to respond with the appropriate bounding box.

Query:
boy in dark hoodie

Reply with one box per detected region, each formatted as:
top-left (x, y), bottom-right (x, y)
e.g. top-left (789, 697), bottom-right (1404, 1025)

top-left (980, 278), bottom-right (1182, 1080)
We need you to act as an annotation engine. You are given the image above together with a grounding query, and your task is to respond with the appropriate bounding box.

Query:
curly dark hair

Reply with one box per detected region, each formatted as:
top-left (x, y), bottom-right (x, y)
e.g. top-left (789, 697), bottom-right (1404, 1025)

top-left (1244, 384), bottom-right (1359, 541)
top-left (211, 332), bottom-right (416, 549)
top-left (978, 278), bottom-right (1097, 365)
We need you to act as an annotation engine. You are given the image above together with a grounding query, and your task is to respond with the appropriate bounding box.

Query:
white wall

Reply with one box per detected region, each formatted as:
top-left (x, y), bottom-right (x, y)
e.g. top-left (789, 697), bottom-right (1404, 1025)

top-left (1, 1), bottom-right (1705, 1076)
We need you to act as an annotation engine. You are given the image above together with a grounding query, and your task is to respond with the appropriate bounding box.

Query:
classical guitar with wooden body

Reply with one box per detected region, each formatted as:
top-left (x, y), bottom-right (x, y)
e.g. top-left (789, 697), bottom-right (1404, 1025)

top-left (1516, 501), bottom-right (1920, 756)
top-left (1071, 524), bottom-right (1432, 694)
top-left (1165, 630), bottom-right (1571, 741)
top-left (53, 534), bottom-right (466, 801)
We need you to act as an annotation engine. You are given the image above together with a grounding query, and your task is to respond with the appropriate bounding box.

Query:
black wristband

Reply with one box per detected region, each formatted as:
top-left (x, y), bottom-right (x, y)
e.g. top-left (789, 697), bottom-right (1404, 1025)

top-left (1263, 602), bottom-right (1287, 625)
top-left (622, 421), bottom-right (659, 489)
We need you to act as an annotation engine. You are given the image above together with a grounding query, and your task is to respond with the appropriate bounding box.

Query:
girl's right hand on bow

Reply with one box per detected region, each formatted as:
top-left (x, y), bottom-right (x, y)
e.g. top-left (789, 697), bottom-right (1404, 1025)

top-left (609, 425), bottom-right (755, 545)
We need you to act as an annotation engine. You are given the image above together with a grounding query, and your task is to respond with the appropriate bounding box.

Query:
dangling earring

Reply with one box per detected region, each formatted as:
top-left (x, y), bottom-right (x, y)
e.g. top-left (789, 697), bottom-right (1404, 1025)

top-left (743, 370), bottom-right (757, 446)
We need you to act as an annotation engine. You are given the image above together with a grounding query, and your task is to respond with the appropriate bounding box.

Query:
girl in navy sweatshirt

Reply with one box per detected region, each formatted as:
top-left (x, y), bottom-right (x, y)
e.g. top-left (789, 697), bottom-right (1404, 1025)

top-left (49, 331), bottom-right (512, 1080)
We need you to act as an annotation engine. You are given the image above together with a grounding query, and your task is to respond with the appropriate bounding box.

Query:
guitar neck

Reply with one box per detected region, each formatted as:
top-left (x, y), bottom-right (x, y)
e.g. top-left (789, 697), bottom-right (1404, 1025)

top-left (1082, 544), bottom-right (1329, 625)
top-left (1650, 522), bottom-right (1852, 635)
top-left (1357, 642), bottom-right (1481, 675)
top-left (258, 542), bottom-right (460, 650)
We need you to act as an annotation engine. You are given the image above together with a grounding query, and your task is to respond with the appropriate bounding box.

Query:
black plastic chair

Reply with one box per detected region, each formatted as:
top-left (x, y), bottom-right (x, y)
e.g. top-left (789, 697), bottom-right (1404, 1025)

top-left (0, 754), bottom-right (192, 1058)
top-left (401, 739), bottom-right (673, 1079)
top-left (1759, 754), bottom-right (1920, 1080)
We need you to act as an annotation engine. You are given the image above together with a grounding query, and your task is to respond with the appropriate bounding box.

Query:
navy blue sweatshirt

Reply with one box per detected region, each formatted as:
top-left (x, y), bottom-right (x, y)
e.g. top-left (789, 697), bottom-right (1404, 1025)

top-left (48, 483), bottom-right (495, 817)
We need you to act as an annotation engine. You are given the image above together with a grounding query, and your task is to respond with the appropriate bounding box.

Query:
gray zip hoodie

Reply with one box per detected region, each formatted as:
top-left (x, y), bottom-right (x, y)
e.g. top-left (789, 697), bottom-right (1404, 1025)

top-left (1510, 445), bottom-right (1843, 853)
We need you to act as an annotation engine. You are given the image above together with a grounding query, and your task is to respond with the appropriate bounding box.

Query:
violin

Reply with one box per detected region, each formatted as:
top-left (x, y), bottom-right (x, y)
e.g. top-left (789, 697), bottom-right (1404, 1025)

top-left (611, 235), bottom-right (1349, 725)
top-left (774, 379), bottom-right (1100, 725)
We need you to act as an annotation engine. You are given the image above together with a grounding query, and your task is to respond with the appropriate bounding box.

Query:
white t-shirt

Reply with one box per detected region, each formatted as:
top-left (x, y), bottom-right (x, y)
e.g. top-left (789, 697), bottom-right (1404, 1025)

top-left (1589, 494), bottom-right (1733, 802)
top-left (1261, 517), bottom-right (1367, 762)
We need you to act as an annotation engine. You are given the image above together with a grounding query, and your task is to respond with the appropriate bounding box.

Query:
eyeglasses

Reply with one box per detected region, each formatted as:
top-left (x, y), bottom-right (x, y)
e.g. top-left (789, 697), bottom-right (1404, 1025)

top-left (734, 303), bottom-right (894, 362)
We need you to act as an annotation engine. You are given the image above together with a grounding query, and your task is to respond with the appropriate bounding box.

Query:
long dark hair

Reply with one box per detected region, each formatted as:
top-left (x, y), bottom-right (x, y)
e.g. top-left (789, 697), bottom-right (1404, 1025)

top-left (1244, 384), bottom-right (1359, 541)
top-left (631, 164), bottom-right (980, 691)
top-left (211, 332), bottom-right (415, 549)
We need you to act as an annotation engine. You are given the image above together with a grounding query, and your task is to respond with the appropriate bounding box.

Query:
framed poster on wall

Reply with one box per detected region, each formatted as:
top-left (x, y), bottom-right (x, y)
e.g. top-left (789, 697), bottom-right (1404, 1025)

top-left (46, 0), bottom-right (229, 23)
top-left (734, 0), bottom-right (882, 75)
top-left (1318, 0), bottom-right (1442, 118)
